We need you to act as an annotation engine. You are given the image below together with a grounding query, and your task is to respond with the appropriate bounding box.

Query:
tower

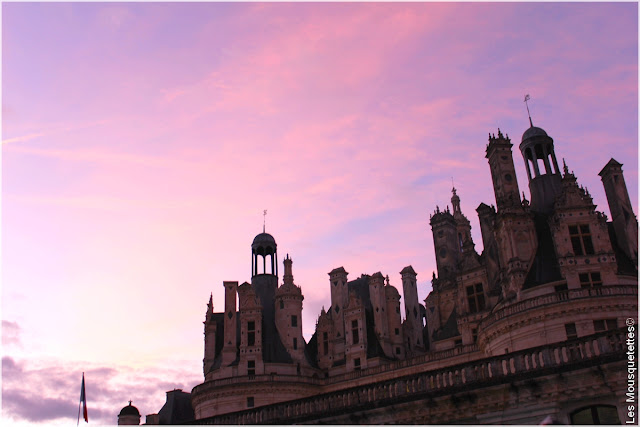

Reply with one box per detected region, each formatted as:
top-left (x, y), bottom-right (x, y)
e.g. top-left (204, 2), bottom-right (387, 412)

top-left (519, 125), bottom-right (562, 213)
top-left (328, 266), bottom-right (349, 361)
top-left (599, 158), bottom-right (638, 267)
top-left (401, 266), bottom-right (424, 354)
top-left (485, 129), bottom-right (537, 299)
top-left (430, 206), bottom-right (459, 281)
top-left (486, 129), bottom-right (522, 211)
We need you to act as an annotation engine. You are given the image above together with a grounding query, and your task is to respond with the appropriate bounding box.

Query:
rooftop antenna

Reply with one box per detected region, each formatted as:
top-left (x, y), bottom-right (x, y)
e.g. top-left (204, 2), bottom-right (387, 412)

top-left (263, 209), bottom-right (267, 233)
top-left (524, 94), bottom-right (533, 127)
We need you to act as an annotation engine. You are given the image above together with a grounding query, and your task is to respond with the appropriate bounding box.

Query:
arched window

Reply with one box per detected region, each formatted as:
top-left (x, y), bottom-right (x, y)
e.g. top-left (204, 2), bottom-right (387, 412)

top-left (570, 405), bottom-right (620, 424)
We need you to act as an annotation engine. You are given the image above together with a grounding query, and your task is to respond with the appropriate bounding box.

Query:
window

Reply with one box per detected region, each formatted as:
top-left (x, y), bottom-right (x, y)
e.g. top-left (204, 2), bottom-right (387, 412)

top-left (571, 405), bottom-right (620, 424)
top-left (472, 328), bottom-right (478, 343)
top-left (247, 360), bottom-right (255, 376)
top-left (466, 283), bottom-right (485, 313)
top-left (594, 319), bottom-right (617, 332)
top-left (322, 332), bottom-right (329, 355)
top-left (291, 315), bottom-right (298, 327)
top-left (354, 358), bottom-right (361, 370)
top-left (579, 272), bottom-right (602, 288)
top-left (351, 320), bottom-right (359, 345)
top-left (293, 338), bottom-right (298, 350)
top-left (569, 225), bottom-right (595, 255)
top-left (395, 347), bottom-right (401, 355)
top-left (248, 321), bottom-right (255, 346)
top-left (280, 300), bottom-right (284, 309)
top-left (454, 339), bottom-right (462, 347)
top-left (247, 397), bottom-right (254, 408)
top-left (565, 323), bottom-right (577, 339)
top-left (395, 328), bottom-right (400, 336)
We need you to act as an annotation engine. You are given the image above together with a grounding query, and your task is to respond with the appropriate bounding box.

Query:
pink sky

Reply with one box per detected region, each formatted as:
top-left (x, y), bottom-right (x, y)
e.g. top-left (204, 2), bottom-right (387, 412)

top-left (2, 2), bottom-right (637, 425)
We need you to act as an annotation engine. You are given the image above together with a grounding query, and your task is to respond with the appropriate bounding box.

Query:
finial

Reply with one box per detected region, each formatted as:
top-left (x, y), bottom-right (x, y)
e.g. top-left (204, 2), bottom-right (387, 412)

top-left (129, 400), bottom-right (132, 406)
top-left (432, 271), bottom-right (436, 280)
top-left (263, 209), bottom-right (267, 233)
top-left (385, 275), bottom-right (390, 286)
top-left (524, 94), bottom-right (533, 127)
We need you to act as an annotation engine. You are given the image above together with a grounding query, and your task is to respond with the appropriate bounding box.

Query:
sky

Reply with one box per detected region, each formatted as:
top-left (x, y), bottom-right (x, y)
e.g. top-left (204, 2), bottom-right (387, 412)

top-left (1, 2), bottom-right (637, 425)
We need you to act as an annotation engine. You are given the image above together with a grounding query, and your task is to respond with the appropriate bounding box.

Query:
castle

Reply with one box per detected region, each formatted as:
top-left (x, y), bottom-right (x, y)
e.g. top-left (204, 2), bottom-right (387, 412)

top-left (119, 120), bottom-right (638, 425)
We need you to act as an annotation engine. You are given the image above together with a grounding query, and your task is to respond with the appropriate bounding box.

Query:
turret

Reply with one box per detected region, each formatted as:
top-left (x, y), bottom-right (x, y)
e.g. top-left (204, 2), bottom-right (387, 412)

top-left (519, 125), bottom-right (562, 213)
top-left (203, 294), bottom-right (217, 376)
top-left (369, 272), bottom-right (390, 356)
top-left (118, 401), bottom-right (141, 425)
top-left (401, 266), bottom-right (424, 354)
top-left (430, 207), bottom-right (459, 280)
top-left (328, 267), bottom-right (349, 361)
top-left (275, 255), bottom-right (305, 362)
top-left (486, 129), bottom-right (522, 212)
top-left (599, 158), bottom-right (638, 267)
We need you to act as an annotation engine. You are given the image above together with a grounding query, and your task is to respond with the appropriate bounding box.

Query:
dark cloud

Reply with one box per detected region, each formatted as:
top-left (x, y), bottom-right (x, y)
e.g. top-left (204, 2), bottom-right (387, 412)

top-left (2, 356), bottom-right (24, 381)
top-left (3, 390), bottom-right (78, 422)
top-left (2, 320), bottom-right (22, 347)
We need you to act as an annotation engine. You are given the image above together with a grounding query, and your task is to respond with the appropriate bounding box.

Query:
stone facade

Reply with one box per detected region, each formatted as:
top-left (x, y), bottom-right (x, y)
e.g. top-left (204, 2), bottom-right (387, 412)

top-left (186, 122), bottom-right (638, 424)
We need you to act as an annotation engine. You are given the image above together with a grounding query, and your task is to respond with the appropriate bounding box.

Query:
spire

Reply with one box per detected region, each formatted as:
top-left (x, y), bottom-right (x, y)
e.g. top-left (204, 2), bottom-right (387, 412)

top-left (283, 254), bottom-right (294, 286)
top-left (263, 209), bottom-right (267, 233)
top-left (524, 94), bottom-right (533, 127)
top-left (451, 185), bottom-right (461, 214)
top-left (206, 293), bottom-right (214, 318)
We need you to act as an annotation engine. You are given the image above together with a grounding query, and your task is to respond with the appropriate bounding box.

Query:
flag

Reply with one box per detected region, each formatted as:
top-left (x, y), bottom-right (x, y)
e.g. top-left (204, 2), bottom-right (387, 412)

top-left (79, 373), bottom-right (88, 424)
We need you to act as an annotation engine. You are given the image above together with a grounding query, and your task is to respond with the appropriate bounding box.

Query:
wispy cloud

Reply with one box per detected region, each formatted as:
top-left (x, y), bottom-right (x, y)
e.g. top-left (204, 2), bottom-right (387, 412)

top-left (2, 321), bottom-right (22, 347)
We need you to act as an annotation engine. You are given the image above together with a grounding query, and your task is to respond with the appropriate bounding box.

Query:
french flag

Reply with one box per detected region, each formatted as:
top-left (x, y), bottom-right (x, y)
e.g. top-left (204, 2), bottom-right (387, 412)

top-left (79, 373), bottom-right (88, 423)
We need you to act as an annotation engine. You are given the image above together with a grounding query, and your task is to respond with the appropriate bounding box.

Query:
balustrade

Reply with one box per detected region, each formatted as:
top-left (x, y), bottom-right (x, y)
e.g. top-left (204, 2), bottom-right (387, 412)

top-left (194, 330), bottom-right (626, 424)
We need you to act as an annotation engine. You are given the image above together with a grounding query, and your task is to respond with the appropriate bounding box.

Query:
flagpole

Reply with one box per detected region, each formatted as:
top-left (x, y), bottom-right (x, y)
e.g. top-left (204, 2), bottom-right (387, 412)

top-left (77, 372), bottom-right (84, 426)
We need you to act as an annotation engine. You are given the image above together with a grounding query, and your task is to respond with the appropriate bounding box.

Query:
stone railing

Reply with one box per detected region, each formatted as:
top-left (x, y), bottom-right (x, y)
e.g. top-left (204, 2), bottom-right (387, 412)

top-left (192, 329), bottom-right (627, 425)
top-left (192, 372), bottom-right (324, 396)
top-left (482, 284), bottom-right (637, 329)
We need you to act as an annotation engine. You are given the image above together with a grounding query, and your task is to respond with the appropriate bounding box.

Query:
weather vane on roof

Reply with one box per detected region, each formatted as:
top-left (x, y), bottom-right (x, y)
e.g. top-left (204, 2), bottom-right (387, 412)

top-left (524, 94), bottom-right (533, 127)
top-left (263, 209), bottom-right (267, 233)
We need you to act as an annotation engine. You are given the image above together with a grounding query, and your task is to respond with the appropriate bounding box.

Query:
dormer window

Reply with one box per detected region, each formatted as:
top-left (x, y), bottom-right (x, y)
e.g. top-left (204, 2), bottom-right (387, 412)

top-left (569, 225), bottom-right (594, 255)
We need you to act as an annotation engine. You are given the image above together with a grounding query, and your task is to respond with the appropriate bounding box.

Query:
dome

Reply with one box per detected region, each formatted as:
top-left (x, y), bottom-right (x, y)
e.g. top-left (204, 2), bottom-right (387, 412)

top-left (119, 402), bottom-right (140, 417)
top-left (521, 126), bottom-right (548, 142)
top-left (252, 232), bottom-right (276, 248)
